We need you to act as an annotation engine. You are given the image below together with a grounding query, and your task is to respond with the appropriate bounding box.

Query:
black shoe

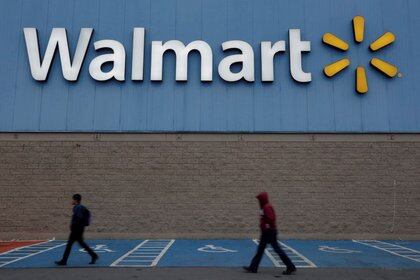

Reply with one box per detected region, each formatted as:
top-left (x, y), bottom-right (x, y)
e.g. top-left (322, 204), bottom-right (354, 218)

top-left (55, 260), bottom-right (67, 266)
top-left (282, 267), bottom-right (297, 275)
top-left (89, 254), bottom-right (98, 265)
top-left (243, 266), bottom-right (257, 273)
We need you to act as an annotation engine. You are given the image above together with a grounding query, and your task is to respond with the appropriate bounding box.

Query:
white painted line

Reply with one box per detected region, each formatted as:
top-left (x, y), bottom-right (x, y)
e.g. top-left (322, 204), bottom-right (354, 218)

top-left (252, 239), bottom-right (317, 268)
top-left (118, 260), bottom-right (153, 262)
top-left (110, 240), bottom-right (149, 267)
top-left (151, 239), bottom-right (175, 267)
top-left (110, 239), bottom-right (175, 267)
top-left (0, 240), bottom-right (50, 256)
top-left (126, 253), bottom-right (159, 255)
top-left (253, 239), bottom-right (282, 267)
top-left (127, 253), bottom-right (159, 255)
top-left (132, 249), bottom-right (163, 251)
top-left (137, 247), bottom-right (167, 248)
top-left (127, 255), bottom-right (159, 257)
top-left (125, 256), bottom-right (156, 258)
top-left (113, 264), bottom-right (152, 267)
top-left (279, 242), bottom-right (317, 268)
top-left (353, 240), bottom-right (420, 263)
top-left (0, 240), bottom-right (66, 268)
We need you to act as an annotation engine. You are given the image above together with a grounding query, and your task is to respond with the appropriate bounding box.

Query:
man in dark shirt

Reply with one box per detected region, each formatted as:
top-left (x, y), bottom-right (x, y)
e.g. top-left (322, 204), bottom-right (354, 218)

top-left (243, 192), bottom-right (296, 275)
top-left (55, 194), bottom-right (98, 265)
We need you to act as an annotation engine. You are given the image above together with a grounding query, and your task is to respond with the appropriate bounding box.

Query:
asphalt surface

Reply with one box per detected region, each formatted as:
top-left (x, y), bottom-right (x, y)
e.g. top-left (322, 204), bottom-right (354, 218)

top-left (1, 268), bottom-right (419, 280)
top-left (4, 239), bottom-right (420, 269)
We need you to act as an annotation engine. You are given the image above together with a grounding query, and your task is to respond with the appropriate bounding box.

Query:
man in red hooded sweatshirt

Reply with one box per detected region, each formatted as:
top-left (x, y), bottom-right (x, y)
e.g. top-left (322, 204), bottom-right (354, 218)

top-left (243, 192), bottom-right (296, 275)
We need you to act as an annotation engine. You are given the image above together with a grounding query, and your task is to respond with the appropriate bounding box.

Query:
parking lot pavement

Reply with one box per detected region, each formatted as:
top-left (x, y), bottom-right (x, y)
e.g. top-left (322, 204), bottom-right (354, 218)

top-left (1, 267), bottom-right (420, 280)
top-left (1, 239), bottom-right (420, 270)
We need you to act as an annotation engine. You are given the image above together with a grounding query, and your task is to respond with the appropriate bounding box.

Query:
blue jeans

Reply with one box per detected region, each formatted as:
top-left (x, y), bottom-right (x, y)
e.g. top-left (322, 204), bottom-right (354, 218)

top-left (249, 229), bottom-right (296, 271)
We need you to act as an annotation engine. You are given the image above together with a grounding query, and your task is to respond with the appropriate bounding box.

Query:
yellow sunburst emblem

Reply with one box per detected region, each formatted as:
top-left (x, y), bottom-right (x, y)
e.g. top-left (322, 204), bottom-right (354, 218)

top-left (322, 16), bottom-right (399, 94)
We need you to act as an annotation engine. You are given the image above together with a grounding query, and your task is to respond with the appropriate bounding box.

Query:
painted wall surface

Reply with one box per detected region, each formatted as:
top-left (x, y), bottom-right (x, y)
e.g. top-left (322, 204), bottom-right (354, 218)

top-left (0, 0), bottom-right (419, 132)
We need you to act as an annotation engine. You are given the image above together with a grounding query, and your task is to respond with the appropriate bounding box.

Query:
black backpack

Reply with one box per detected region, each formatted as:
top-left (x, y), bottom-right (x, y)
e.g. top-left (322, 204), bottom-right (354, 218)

top-left (83, 207), bottom-right (91, 227)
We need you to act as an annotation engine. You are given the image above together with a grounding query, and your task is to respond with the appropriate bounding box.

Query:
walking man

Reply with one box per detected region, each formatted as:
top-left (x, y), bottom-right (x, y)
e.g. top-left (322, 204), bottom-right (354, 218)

top-left (55, 194), bottom-right (98, 265)
top-left (243, 192), bottom-right (296, 275)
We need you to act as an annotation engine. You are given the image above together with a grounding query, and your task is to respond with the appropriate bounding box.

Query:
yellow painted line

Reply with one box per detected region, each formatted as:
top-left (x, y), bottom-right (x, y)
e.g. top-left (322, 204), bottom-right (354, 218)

top-left (353, 16), bottom-right (365, 43)
top-left (356, 66), bottom-right (368, 94)
top-left (322, 33), bottom-right (349, 51)
top-left (324, 58), bottom-right (350, 77)
top-left (370, 32), bottom-right (395, 51)
top-left (370, 58), bottom-right (398, 77)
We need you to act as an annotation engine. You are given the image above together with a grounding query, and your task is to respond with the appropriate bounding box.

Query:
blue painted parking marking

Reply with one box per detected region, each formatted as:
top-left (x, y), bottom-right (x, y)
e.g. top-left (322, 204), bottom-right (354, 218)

top-left (0, 240), bottom-right (65, 268)
top-left (387, 240), bottom-right (420, 252)
top-left (283, 240), bottom-right (420, 269)
top-left (253, 239), bottom-right (316, 268)
top-left (3, 240), bottom-right (143, 268)
top-left (354, 240), bottom-right (420, 263)
top-left (158, 239), bottom-right (272, 267)
top-left (1, 240), bottom-right (420, 269)
top-left (110, 240), bottom-right (175, 267)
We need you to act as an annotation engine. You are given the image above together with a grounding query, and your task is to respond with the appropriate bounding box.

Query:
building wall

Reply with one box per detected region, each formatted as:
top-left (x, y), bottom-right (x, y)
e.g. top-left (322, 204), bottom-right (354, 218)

top-left (0, 0), bottom-right (419, 133)
top-left (0, 0), bottom-right (419, 239)
top-left (0, 133), bottom-right (419, 240)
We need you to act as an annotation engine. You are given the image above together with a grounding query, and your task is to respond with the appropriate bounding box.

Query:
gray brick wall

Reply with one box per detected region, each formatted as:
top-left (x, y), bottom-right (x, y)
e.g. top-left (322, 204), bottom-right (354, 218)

top-left (0, 133), bottom-right (419, 240)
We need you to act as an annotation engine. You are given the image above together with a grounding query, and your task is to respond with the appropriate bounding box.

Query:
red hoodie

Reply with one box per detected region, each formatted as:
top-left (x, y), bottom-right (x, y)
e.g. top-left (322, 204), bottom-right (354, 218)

top-left (256, 192), bottom-right (277, 231)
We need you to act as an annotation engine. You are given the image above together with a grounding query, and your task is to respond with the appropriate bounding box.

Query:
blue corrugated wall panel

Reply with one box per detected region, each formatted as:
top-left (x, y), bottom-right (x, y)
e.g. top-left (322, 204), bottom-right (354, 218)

top-left (0, 0), bottom-right (418, 132)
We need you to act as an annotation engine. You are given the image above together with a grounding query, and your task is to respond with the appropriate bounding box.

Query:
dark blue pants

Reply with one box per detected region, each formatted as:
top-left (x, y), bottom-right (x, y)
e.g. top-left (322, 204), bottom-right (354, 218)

top-left (61, 228), bottom-right (96, 263)
top-left (249, 229), bottom-right (296, 271)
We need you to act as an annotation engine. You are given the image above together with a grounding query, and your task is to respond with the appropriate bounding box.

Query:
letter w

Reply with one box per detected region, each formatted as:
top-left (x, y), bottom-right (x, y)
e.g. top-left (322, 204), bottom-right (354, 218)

top-left (23, 28), bottom-right (93, 81)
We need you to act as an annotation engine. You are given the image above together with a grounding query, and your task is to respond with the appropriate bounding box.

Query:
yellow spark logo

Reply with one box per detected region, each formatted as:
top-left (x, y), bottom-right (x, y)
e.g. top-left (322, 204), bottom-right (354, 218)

top-left (323, 16), bottom-right (399, 94)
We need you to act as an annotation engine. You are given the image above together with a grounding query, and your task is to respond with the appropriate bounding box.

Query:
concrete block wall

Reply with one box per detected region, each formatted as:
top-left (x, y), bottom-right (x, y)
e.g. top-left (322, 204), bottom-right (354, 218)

top-left (0, 133), bottom-right (419, 240)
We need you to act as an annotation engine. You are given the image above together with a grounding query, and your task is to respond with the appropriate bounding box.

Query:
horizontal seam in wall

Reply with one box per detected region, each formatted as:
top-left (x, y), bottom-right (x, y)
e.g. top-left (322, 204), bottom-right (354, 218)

top-left (0, 133), bottom-right (420, 142)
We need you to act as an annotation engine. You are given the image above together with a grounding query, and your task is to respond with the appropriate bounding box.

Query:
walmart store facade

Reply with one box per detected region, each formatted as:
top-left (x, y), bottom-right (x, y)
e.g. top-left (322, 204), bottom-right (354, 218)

top-left (0, 0), bottom-right (419, 240)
